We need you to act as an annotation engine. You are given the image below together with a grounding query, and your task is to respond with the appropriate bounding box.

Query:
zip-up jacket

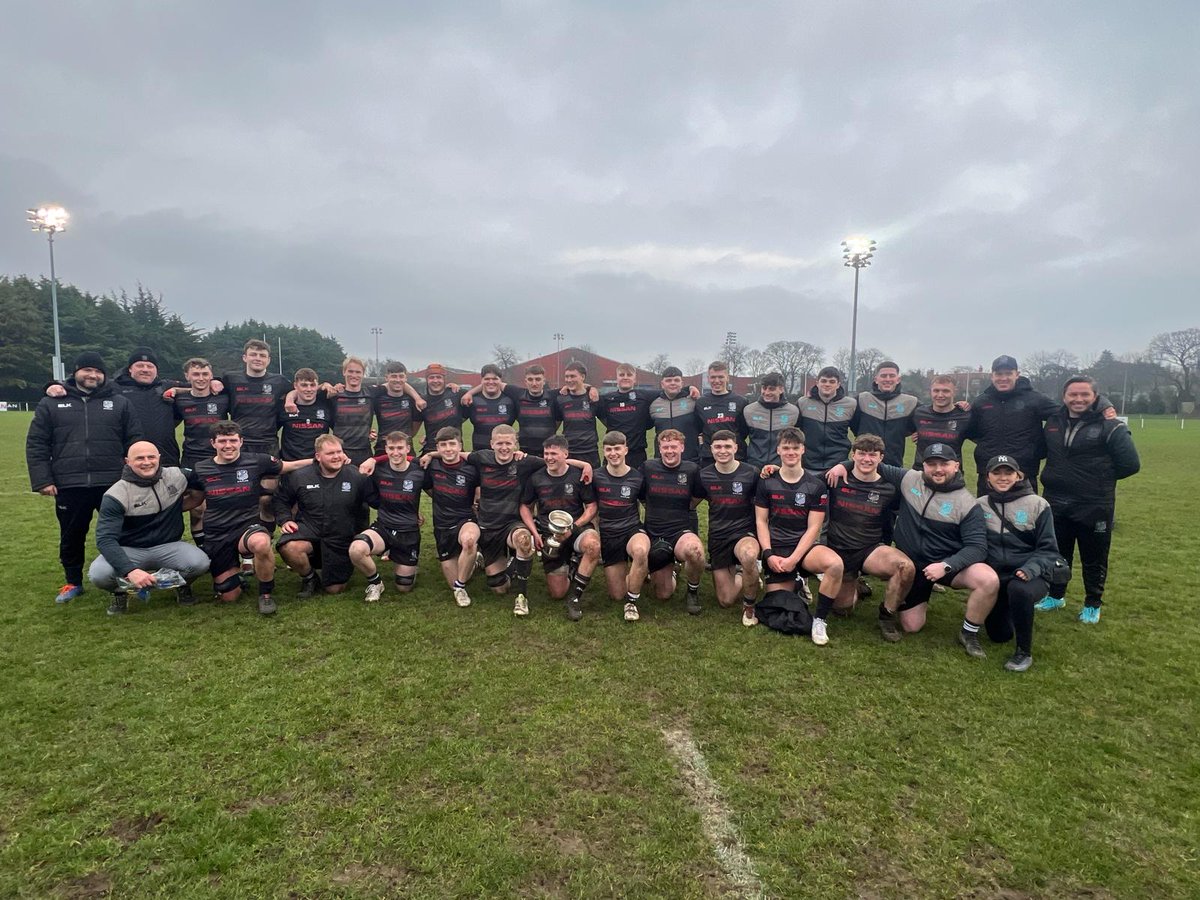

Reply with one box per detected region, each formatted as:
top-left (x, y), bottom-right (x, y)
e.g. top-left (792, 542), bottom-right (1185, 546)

top-left (798, 386), bottom-right (857, 472)
top-left (95, 465), bottom-right (197, 577)
top-left (696, 391), bottom-right (749, 461)
top-left (975, 480), bottom-right (1059, 580)
top-left (743, 398), bottom-right (801, 468)
top-left (878, 463), bottom-right (986, 574)
top-left (963, 377), bottom-right (1058, 476)
top-left (26, 379), bottom-right (142, 491)
top-left (273, 462), bottom-right (379, 546)
top-left (112, 372), bottom-right (180, 465)
top-left (649, 393), bottom-right (702, 461)
top-left (852, 384), bottom-right (917, 467)
top-left (1041, 401), bottom-right (1140, 514)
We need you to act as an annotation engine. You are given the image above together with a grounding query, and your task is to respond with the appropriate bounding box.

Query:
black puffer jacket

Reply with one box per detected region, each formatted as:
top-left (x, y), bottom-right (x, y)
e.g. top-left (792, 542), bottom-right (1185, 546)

top-left (27, 379), bottom-right (142, 491)
top-left (964, 377), bottom-right (1058, 475)
top-left (112, 372), bottom-right (180, 465)
top-left (1041, 401), bottom-right (1140, 514)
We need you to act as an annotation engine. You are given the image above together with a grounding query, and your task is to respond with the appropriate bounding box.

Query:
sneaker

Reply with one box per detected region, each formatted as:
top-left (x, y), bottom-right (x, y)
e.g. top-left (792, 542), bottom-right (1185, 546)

top-left (257, 594), bottom-right (276, 616)
top-left (566, 597), bottom-right (582, 621)
top-left (1035, 596), bottom-right (1066, 612)
top-left (878, 614), bottom-right (902, 643)
top-left (476, 551), bottom-right (485, 572)
top-left (741, 603), bottom-right (758, 627)
top-left (856, 576), bottom-right (873, 599)
top-left (686, 590), bottom-right (702, 616)
top-left (811, 618), bottom-right (829, 646)
top-left (176, 583), bottom-right (196, 606)
top-left (623, 602), bottom-right (640, 622)
top-left (513, 594), bottom-right (529, 616)
top-left (297, 572), bottom-right (321, 599)
top-left (55, 583), bottom-right (83, 604)
top-left (240, 557), bottom-right (254, 575)
top-left (364, 582), bottom-right (384, 603)
top-left (1004, 650), bottom-right (1033, 672)
top-left (453, 586), bottom-right (472, 608)
top-left (931, 583), bottom-right (947, 593)
top-left (795, 577), bottom-right (813, 603)
top-left (107, 594), bottom-right (128, 616)
top-left (958, 628), bottom-right (986, 659)
top-left (1079, 605), bottom-right (1102, 624)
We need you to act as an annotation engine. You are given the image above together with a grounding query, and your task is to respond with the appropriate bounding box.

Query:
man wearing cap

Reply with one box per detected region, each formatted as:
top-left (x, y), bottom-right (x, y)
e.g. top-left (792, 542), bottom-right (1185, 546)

top-left (1037, 375), bottom-right (1140, 623)
top-left (743, 372), bottom-right (801, 468)
top-left (826, 441), bottom-right (997, 657)
top-left (88, 440), bottom-right (210, 615)
top-left (27, 351), bottom-right (143, 604)
top-left (851, 360), bottom-right (917, 468)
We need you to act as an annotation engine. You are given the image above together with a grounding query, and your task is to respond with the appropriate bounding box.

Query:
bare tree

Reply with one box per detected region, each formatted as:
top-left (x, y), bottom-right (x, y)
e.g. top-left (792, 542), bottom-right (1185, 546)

top-left (492, 344), bottom-right (520, 373)
top-left (1024, 349), bottom-right (1081, 394)
top-left (743, 349), bottom-right (769, 379)
top-left (684, 357), bottom-right (705, 376)
top-left (1149, 327), bottom-right (1200, 399)
top-left (643, 353), bottom-right (671, 377)
top-left (762, 340), bottom-right (824, 395)
top-left (833, 346), bottom-right (887, 390)
top-left (718, 341), bottom-right (751, 376)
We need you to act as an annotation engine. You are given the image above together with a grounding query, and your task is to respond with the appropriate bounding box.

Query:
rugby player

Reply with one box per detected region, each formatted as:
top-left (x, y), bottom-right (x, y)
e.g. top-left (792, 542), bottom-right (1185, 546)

top-left (372, 362), bottom-right (425, 456)
top-left (744, 373), bottom-right (801, 468)
top-left (554, 362), bottom-right (601, 469)
top-left (910, 375), bottom-right (971, 467)
top-left (419, 363), bottom-right (468, 455)
top-left (278, 368), bottom-right (335, 462)
top-left (520, 435), bottom-right (601, 620)
top-left (697, 429), bottom-right (761, 626)
top-left (753, 428), bottom-right (843, 646)
top-left (650, 367), bottom-right (702, 462)
top-left (514, 365), bottom-right (561, 455)
top-left (851, 360), bottom-right (917, 468)
top-left (421, 427), bottom-right (482, 607)
top-left (696, 361), bottom-right (749, 464)
top-left (640, 429), bottom-right (706, 614)
top-left (461, 364), bottom-right (521, 451)
top-left (168, 357), bottom-right (230, 549)
top-left (798, 366), bottom-right (857, 475)
top-left (591, 431), bottom-right (650, 622)
top-left (597, 364), bottom-right (659, 469)
top-left (350, 431), bottom-right (427, 603)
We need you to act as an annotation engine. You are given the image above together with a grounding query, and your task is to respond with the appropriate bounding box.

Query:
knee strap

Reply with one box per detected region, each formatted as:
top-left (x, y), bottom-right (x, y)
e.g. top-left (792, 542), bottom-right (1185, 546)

top-left (487, 571), bottom-right (510, 588)
top-left (351, 534), bottom-right (375, 554)
top-left (214, 573), bottom-right (244, 594)
top-left (394, 573), bottom-right (416, 586)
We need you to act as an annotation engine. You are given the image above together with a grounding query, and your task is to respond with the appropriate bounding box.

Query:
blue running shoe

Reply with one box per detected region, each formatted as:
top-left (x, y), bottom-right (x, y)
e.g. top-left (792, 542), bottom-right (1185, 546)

top-left (1079, 606), bottom-right (1102, 624)
top-left (55, 584), bottom-right (83, 604)
top-left (1034, 596), bottom-right (1065, 612)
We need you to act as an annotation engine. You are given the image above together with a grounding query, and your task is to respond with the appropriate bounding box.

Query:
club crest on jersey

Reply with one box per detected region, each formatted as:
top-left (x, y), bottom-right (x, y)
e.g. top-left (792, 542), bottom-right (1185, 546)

top-left (103, 400), bottom-right (114, 410)
top-left (403, 480), bottom-right (414, 492)
top-left (939, 501), bottom-right (953, 517)
top-left (868, 491), bottom-right (880, 504)
top-left (778, 414), bottom-right (790, 424)
top-left (341, 481), bottom-right (352, 492)
top-left (565, 484), bottom-right (574, 495)
top-left (539, 399), bottom-right (547, 407)
top-left (948, 420), bottom-right (958, 431)
top-left (794, 493), bottom-right (806, 506)
top-left (732, 481), bottom-right (744, 494)
top-left (316, 409), bottom-right (326, 419)
top-left (628, 391), bottom-right (637, 400)
top-left (835, 407), bottom-right (846, 418)
top-left (207, 402), bottom-right (219, 414)
top-left (498, 404), bottom-right (508, 415)
top-left (677, 473), bottom-right (688, 485)
top-left (508, 465), bottom-right (517, 475)
top-left (358, 398), bottom-right (367, 405)
top-left (895, 403), bottom-right (905, 413)
top-left (455, 474), bottom-right (466, 486)
top-left (1015, 509), bottom-right (1028, 525)
top-left (263, 384), bottom-right (273, 394)
top-left (728, 401), bottom-right (737, 411)
top-left (401, 399), bottom-right (410, 408)
top-left (620, 486), bottom-right (631, 498)
top-left (236, 469), bottom-right (249, 483)
top-left (582, 400), bottom-right (590, 410)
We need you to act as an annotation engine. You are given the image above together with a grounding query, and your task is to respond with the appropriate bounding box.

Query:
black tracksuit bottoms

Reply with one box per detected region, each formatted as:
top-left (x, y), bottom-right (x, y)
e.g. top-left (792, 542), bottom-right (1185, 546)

top-left (1048, 507), bottom-right (1114, 608)
top-left (54, 486), bottom-right (110, 585)
top-left (985, 575), bottom-right (1046, 655)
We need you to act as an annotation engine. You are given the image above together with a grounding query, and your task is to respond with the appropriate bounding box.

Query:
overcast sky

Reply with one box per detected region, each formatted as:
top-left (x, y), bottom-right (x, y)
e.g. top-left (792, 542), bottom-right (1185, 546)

top-left (2, 2), bottom-right (1196, 374)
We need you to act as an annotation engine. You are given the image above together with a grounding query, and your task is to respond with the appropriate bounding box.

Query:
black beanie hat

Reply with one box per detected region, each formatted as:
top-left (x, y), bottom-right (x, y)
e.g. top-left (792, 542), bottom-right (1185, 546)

top-left (127, 346), bottom-right (159, 369)
top-left (74, 351), bottom-right (107, 377)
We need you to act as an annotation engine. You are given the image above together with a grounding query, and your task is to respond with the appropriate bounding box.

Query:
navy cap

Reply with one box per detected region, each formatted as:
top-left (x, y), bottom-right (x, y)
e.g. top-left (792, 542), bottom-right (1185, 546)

top-left (922, 443), bottom-right (959, 463)
top-left (991, 355), bottom-right (1019, 372)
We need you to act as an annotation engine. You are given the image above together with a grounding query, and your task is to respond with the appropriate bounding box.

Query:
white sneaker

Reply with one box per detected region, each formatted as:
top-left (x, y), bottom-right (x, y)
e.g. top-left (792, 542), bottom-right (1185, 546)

top-left (811, 618), bottom-right (829, 646)
top-left (742, 604), bottom-right (758, 627)
top-left (453, 586), bottom-right (472, 608)
top-left (932, 583), bottom-right (947, 593)
top-left (364, 582), bottom-right (384, 603)
top-left (624, 602), bottom-right (640, 622)
top-left (513, 594), bottom-right (529, 616)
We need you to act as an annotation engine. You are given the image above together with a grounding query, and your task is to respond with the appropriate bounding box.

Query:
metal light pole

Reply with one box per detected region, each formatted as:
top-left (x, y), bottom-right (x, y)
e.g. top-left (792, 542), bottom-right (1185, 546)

top-left (27, 205), bottom-right (71, 381)
top-left (553, 332), bottom-right (564, 385)
top-left (370, 327), bottom-right (383, 373)
top-left (841, 237), bottom-right (876, 392)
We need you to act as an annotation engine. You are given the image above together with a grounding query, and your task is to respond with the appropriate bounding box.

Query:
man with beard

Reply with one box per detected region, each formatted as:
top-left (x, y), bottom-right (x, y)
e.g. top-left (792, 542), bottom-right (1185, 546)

top-left (1037, 376), bottom-right (1140, 623)
top-left (88, 441), bottom-right (209, 615)
top-left (27, 351), bottom-right (142, 604)
top-left (851, 360), bottom-right (917, 468)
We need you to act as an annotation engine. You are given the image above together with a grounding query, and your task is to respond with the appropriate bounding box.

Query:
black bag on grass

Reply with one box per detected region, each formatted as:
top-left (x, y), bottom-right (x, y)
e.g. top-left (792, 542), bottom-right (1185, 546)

top-left (755, 589), bottom-right (813, 635)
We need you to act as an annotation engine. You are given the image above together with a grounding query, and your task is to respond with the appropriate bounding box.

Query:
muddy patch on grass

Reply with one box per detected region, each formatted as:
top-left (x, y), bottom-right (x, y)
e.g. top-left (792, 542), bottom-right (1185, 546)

top-left (54, 871), bottom-right (112, 898)
top-left (106, 813), bottom-right (164, 845)
top-left (329, 862), bottom-right (409, 889)
top-left (226, 792), bottom-right (292, 815)
top-left (523, 818), bottom-right (589, 856)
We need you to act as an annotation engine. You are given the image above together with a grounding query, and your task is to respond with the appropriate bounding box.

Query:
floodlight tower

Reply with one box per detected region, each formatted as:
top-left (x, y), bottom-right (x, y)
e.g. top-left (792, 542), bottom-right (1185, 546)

top-left (27, 205), bottom-right (71, 381)
top-left (841, 236), bottom-right (876, 392)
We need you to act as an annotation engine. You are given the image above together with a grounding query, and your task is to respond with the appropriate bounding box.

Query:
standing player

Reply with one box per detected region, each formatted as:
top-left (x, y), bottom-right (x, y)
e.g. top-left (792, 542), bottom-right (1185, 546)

top-left (821, 435), bottom-right (915, 640)
top-left (372, 362), bottom-right (425, 456)
top-left (598, 364), bottom-right (658, 469)
top-left (744, 373), bottom-right (801, 468)
top-left (650, 367), bottom-right (702, 462)
top-left (515, 365), bottom-right (561, 454)
top-left (278, 368), bottom-right (335, 461)
top-left (592, 431), bottom-right (650, 622)
top-left (325, 357), bottom-right (375, 466)
top-left (168, 357), bottom-right (230, 549)
top-left (641, 429), bottom-right (706, 614)
top-left (419, 363), bottom-right (468, 455)
top-left (852, 360), bottom-right (917, 468)
top-left (910, 375), bottom-right (971, 467)
top-left (555, 362), bottom-right (601, 469)
top-left (462, 364), bottom-right (522, 451)
top-left (193, 422), bottom-right (308, 615)
top-left (698, 430), bottom-right (762, 627)
top-left (520, 435), bottom-right (601, 621)
top-left (798, 366), bottom-right (857, 475)
top-left (274, 434), bottom-right (378, 597)
top-left (754, 428), bottom-right (844, 646)
top-left (422, 427), bottom-right (482, 607)
top-left (350, 431), bottom-right (427, 602)
top-left (696, 361), bottom-right (749, 464)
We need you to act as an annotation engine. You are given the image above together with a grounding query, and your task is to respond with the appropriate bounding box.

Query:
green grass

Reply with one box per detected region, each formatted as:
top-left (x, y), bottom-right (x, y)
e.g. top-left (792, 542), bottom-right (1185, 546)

top-left (1, 414), bottom-right (1197, 898)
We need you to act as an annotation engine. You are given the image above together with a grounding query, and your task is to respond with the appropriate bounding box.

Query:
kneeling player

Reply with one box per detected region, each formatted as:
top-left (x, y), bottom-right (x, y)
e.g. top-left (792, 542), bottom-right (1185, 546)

top-left (593, 432), bottom-right (650, 622)
top-left (641, 429), bottom-right (706, 614)
top-left (824, 435), bottom-right (915, 641)
top-left (698, 429), bottom-right (761, 626)
top-left (754, 428), bottom-right (844, 646)
top-left (350, 431), bottom-right (425, 602)
top-left (520, 435), bottom-right (601, 620)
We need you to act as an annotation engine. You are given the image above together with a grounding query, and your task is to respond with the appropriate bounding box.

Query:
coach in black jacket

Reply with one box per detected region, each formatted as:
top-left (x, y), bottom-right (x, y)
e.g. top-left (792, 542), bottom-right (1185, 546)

top-left (1038, 376), bottom-right (1140, 622)
top-left (26, 351), bottom-right (142, 602)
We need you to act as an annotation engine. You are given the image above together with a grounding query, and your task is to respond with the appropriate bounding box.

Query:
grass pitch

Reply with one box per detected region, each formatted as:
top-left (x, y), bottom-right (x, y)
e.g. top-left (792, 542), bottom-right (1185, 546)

top-left (1, 414), bottom-right (1197, 898)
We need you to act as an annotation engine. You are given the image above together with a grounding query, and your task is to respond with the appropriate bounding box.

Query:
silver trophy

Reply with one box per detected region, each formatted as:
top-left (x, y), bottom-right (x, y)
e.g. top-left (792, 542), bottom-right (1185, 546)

top-left (545, 510), bottom-right (575, 558)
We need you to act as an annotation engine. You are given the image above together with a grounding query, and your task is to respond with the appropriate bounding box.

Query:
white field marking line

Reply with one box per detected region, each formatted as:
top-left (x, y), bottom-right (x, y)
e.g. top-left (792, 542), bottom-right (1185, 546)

top-left (662, 727), bottom-right (767, 900)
